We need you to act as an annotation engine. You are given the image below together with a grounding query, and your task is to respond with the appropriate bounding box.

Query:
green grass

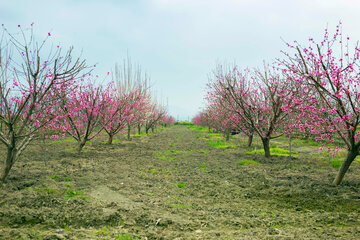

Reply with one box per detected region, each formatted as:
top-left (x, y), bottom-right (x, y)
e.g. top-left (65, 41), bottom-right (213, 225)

top-left (147, 168), bottom-right (157, 175)
top-left (331, 159), bottom-right (342, 169)
top-left (207, 139), bottom-right (226, 148)
top-left (154, 150), bottom-right (190, 155)
top-left (101, 138), bottom-right (121, 144)
top-left (317, 150), bottom-right (354, 168)
top-left (196, 130), bottom-right (237, 149)
top-left (293, 138), bottom-right (322, 147)
top-left (130, 131), bottom-right (146, 137)
top-left (176, 121), bottom-right (193, 125)
top-left (65, 145), bottom-right (95, 151)
top-left (209, 133), bottom-right (224, 137)
top-left (114, 233), bottom-right (139, 240)
top-left (32, 187), bottom-right (58, 194)
top-left (197, 149), bottom-right (208, 155)
top-left (49, 175), bottom-right (73, 182)
top-left (207, 139), bottom-right (236, 149)
top-left (169, 203), bottom-right (192, 209)
top-left (163, 150), bottom-right (188, 154)
top-left (188, 125), bottom-right (208, 132)
top-left (321, 155), bottom-right (343, 169)
top-left (327, 155), bottom-right (360, 168)
top-left (144, 168), bottom-right (171, 179)
top-left (199, 137), bottom-right (209, 141)
top-left (154, 155), bottom-right (176, 161)
top-left (198, 162), bottom-right (209, 172)
top-left (199, 162), bottom-right (207, 169)
top-left (64, 189), bottom-right (88, 200)
top-left (154, 153), bottom-right (175, 161)
top-left (47, 140), bottom-right (64, 145)
top-left (238, 159), bottom-right (260, 166)
top-left (175, 183), bottom-right (186, 188)
top-left (47, 138), bottom-right (77, 145)
top-left (246, 147), bottom-right (297, 156)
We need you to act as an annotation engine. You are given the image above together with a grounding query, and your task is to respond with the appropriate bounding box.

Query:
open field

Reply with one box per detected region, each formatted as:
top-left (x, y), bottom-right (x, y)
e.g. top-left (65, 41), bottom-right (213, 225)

top-left (0, 125), bottom-right (360, 239)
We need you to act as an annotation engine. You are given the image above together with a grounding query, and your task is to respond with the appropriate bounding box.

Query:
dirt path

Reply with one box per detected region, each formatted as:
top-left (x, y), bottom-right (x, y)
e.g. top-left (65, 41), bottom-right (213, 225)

top-left (0, 125), bottom-right (360, 239)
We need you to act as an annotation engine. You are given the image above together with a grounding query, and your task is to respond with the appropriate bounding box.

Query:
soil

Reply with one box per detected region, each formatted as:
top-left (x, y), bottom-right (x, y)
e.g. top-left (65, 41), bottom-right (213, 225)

top-left (0, 125), bottom-right (359, 239)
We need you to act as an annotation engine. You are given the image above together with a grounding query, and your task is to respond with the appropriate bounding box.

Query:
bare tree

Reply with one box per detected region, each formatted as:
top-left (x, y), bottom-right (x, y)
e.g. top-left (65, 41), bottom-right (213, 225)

top-left (112, 55), bottom-right (150, 139)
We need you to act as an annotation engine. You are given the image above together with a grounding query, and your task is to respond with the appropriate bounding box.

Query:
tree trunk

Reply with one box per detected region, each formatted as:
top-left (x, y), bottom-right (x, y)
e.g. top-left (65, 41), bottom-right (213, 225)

top-left (43, 134), bottom-right (47, 165)
top-left (225, 129), bottom-right (230, 142)
top-left (289, 135), bottom-right (292, 159)
top-left (247, 135), bottom-right (253, 147)
top-left (77, 141), bottom-right (86, 154)
top-left (137, 125), bottom-right (141, 135)
top-left (127, 125), bottom-right (131, 140)
top-left (107, 134), bottom-right (113, 145)
top-left (261, 137), bottom-right (270, 158)
top-left (151, 127), bottom-right (154, 133)
top-left (0, 147), bottom-right (17, 182)
top-left (146, 127), bottom-right (149, 134)
top-left (333, 149), bottom-right (358, 185)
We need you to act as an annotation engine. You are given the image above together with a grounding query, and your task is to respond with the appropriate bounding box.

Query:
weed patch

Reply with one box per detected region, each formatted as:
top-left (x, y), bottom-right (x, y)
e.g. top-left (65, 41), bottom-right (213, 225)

top-left (206, 139), bottom-right (236, 149)
top-left (175, 183), bottom-right (186, 188)
top-left (145, 168), bottom-right (171, 179)
top-left (196, 149), bottom-right (208, 155)
top-left (198, 162), bottom-right (209, 172)
top-left (322, 157), bottom-right (343, 169)
top-left (331, 159), bottom-right (342, 169)
top-left (130, 131), bottom-right (146, 138)
top-left (246, 148), bottom-right (297, 156)
top-left (238, 159), bottom-right (260, 166)
top-left (64, 189), bottom-right (88, 200)
top-left (293, 138), bottom-right (322, 147)
top-left (32, 187), bottom-right (59, 195)
top-left (169, 203), bottom-right (192, 209)
top-left (188, 125), bottom-right (208, 132)
top-left (64, 177), bottom-right (71, 182)
top-left (47, 138), bottom-right (76, 145)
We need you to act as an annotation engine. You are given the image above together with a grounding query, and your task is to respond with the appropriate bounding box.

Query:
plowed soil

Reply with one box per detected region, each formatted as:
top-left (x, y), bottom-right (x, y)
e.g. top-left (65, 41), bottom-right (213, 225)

top-left (0, 125), bottom-right (359, 239)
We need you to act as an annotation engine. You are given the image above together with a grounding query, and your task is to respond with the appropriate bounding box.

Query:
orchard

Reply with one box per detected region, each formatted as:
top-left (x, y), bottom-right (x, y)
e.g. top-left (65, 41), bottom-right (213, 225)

top-left (0, 25), bottom-right (173, 181)
top-left (0, 23), bottom-right (359, 239)
top-left (198, 23), bottom-right (360, 186)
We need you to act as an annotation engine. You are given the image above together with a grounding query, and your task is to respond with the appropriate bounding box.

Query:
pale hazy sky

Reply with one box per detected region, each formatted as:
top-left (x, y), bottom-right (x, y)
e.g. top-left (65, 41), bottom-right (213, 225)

top-left (1, 0), bottom-right (360, 120)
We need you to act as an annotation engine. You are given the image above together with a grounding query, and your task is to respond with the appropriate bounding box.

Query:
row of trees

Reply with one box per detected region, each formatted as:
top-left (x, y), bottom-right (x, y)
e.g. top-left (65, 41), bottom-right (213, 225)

top-left (194, 23), bottom-right (360, 185)
top-left (0, 25), bottom-right (174, 182)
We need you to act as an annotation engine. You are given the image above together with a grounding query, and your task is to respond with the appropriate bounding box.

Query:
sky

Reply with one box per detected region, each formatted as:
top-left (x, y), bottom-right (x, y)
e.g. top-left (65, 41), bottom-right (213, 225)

top-left (1, 0), bottom-right (360, 120)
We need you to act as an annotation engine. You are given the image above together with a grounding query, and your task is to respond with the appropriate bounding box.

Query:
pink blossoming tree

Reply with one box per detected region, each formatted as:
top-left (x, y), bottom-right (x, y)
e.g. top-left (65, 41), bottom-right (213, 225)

top-left (207, 64), bottom-right (295, 157)
top-left (57, 80), bottom-right (114, 153)
top-left (280, 23), bottom-right (360, 184)
top-left (0, 25), bottom-right (87, 181)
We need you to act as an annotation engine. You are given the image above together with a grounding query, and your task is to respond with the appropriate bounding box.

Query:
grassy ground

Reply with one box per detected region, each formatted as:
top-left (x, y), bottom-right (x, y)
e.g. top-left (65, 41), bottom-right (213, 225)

top-left (0, 125), bottom-right (359, 239)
